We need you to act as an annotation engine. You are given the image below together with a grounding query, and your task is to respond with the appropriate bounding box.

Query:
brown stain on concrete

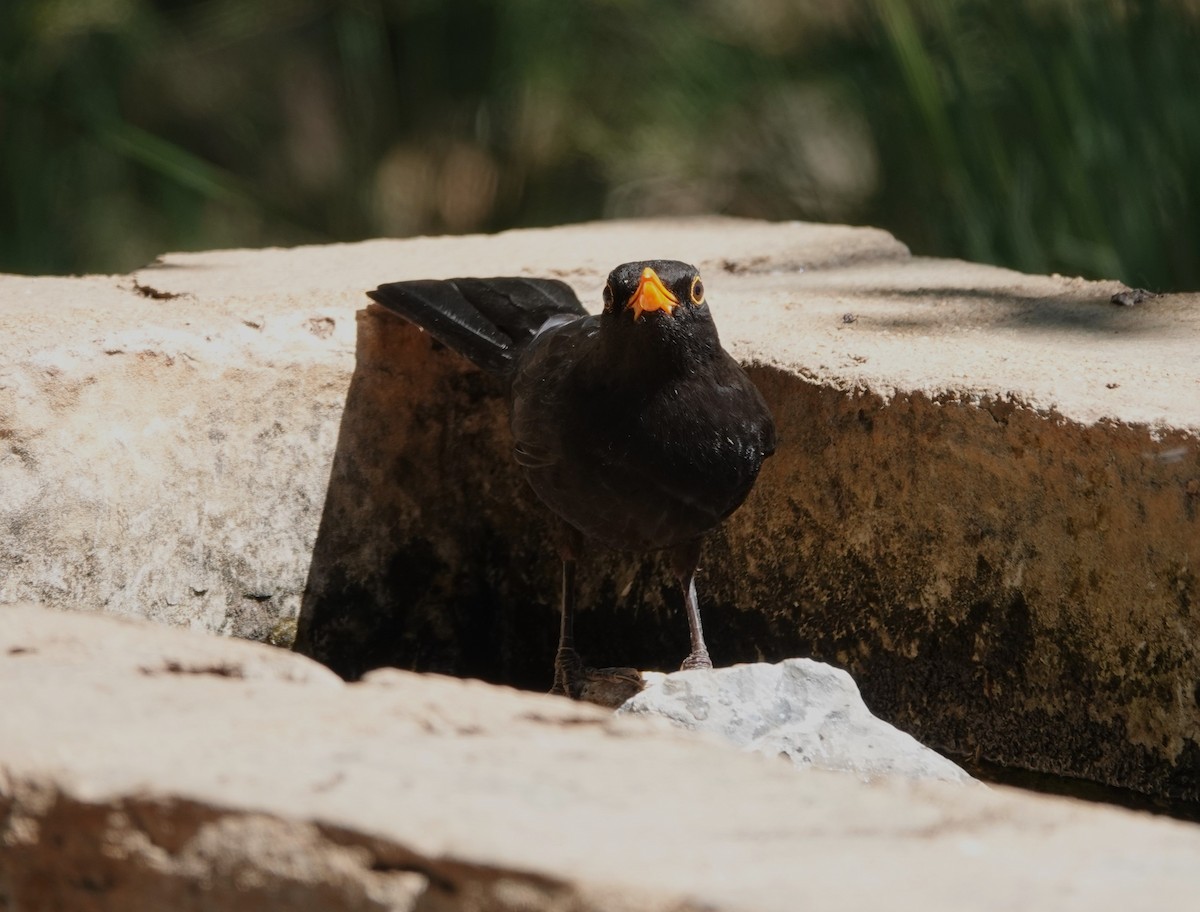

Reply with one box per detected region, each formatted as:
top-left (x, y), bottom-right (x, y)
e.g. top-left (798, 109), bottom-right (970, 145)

top-left (295, 308), bottom-right (1200, 806)
top-left (735, 366), bottom-right (1200, 804)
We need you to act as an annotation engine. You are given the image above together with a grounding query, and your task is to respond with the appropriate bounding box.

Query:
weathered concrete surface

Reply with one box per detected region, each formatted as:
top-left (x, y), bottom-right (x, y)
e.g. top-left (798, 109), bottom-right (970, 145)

top-left (0, 219), bottom-right (894, 644)
top-left (621, 661), bottom-right (972, 782)
top-left (0, 275), bottom-right (352, 643)
top-left (1, 217), bottom-right (1198, 807)
top-left (5, 604), bottom-right (1200, 912)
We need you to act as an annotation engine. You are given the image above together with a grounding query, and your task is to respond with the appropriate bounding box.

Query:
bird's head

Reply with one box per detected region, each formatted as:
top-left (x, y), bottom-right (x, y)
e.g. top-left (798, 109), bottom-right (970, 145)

top-left (602, 260), bottom-right (708, 324)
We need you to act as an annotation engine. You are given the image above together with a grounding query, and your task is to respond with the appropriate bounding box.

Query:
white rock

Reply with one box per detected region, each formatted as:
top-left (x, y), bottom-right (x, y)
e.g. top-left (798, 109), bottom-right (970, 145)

top-left (618, 659), bottom-right (972, 783)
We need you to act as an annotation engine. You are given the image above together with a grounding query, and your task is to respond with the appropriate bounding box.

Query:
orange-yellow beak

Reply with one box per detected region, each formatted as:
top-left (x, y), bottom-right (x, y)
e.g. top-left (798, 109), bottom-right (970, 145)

top-left (626, 267), bottom-right (678, 321)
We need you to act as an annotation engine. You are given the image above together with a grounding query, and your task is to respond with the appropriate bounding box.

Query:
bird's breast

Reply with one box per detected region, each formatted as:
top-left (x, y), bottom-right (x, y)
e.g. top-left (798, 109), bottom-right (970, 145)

top-left (511, 331), bottom-right (773, 551)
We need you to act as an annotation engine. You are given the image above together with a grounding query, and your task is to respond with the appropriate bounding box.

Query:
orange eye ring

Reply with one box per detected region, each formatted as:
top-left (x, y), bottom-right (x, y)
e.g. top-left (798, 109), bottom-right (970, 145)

top-left (689, 275), bottom-right (705, 305)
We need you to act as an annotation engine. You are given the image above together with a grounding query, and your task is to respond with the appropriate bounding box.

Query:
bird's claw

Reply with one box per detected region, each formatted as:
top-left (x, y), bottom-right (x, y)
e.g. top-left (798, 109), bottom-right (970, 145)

top-left (551, 647), bottom-right (585, 698)
top-left (680, 650), bottom-right (713, 671)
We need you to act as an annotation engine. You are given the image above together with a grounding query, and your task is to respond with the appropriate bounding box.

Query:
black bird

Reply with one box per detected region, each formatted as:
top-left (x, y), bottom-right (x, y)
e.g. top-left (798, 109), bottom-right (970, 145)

top-left (368, 260), bottom-right (776, 697)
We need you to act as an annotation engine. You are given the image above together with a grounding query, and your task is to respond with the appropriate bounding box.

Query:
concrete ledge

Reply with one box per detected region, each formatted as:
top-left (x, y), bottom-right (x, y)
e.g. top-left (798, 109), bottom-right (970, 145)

top-left (1, 217), bottom-right (1197, 805)
top-left (5, 604), bottom-right (1200, 911)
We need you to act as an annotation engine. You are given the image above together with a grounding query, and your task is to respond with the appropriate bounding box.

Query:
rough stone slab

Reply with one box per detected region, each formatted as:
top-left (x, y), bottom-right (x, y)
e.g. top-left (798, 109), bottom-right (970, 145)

top-left (0, 218), bottom-right (900, 640)
top-left (620, 660), bottom-right (971, 782)
top-left (2, 217), bottom-right (1198, 806)
top-left (5, 604), bottom-right (1200, 912)
top-left (0, 273), bottom-right (354, 642)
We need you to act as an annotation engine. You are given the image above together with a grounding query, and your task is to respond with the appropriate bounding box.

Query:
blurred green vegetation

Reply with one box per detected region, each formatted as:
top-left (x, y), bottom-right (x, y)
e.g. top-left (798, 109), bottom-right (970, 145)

top-left (1, 0), bottom-right (1197, 289)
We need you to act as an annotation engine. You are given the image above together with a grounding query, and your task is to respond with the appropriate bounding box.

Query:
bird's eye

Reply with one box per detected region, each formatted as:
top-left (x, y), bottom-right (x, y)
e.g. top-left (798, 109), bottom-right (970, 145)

top-left (689, 276), bottom-right (705, 305)
top-left (603, 283), bottom-right (614, 310)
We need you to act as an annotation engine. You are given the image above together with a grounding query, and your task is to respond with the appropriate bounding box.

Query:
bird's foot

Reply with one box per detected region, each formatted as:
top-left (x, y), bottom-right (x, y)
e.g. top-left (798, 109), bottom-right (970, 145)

top-left (550, 647), bottom-right (585, 698)
top-left (680, 649), bottom-right (713, 671)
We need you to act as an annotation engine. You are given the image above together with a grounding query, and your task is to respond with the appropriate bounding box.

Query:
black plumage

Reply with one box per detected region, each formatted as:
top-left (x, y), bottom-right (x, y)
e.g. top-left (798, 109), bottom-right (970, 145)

top-left (368, 259), bottom-right (775, 697)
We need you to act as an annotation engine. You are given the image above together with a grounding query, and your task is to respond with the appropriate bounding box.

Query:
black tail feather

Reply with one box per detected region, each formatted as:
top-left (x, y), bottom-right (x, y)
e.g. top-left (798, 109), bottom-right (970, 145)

top-left (367, 277), bottom-right (587, 374)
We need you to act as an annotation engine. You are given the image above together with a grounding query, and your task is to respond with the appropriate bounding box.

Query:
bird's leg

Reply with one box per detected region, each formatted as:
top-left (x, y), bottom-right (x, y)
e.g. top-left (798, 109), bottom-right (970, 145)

top-left (550, 524), bottom-right (584, 697)
top-left (551, 556), bottom-right (582, 695)
top-left (679, 576), bottom-right (713, 671)
top-left (672, 539), bottom-right (713, 671)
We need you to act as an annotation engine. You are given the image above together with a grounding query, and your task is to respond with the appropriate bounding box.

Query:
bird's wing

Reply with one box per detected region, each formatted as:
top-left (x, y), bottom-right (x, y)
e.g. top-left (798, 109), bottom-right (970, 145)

top-left (368, 277), bottom-right (586, 374)
top-left (509, 315), bottom-right (601, 471)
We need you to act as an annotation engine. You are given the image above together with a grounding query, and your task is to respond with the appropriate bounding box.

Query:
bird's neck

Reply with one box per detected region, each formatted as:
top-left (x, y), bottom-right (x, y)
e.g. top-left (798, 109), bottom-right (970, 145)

top-left (592, 314), bottom-right (722, 387)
